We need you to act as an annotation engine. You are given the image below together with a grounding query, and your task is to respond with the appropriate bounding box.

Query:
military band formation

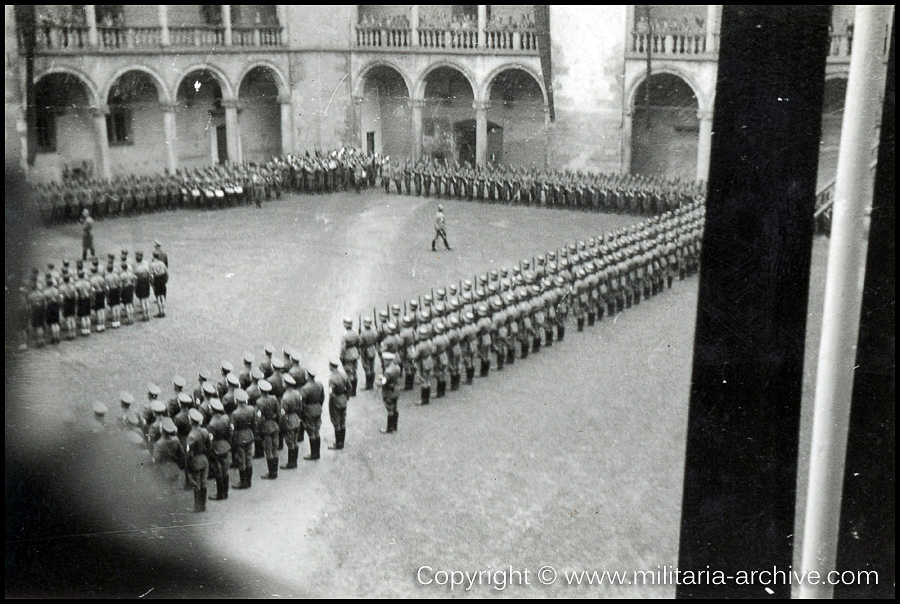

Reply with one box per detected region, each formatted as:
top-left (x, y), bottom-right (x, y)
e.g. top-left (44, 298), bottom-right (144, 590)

top-left (19, 240), bottom-right (169, 347)
top-left (31, 148), bottom-right (384, 225)
top-left (89, 201), bottom-right (703, 513)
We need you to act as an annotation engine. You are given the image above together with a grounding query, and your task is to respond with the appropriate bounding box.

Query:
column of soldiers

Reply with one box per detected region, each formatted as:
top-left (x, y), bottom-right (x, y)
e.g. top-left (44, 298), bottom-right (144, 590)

top-left (31, 148), bottom-right (385, 226)
top-left (109, 345), bottom-right (346, 513)
top-left (340, 202), bottom-right (706, 434)
top-left (17, 243), bottom-right (169, 347)
top-left (382, 158), bottom-right (704, 215)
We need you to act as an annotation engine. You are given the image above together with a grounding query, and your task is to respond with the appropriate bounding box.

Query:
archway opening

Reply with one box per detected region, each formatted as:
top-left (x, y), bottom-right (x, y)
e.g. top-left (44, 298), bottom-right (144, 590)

top-left (106, 71), bottom-right (166, 175)
top-left (423, 66), bottom-right (474, 163)
top-left (34, 73), bottom-right (95, 180)
top-left (630, 72), bottom-right (699, 179)
top-left (487, 68), bottom-right (544, 167)
top-left (360, 65), bottom-right (411, 160)
top-left (175, 70), bottom-right (225, 169)
top-left (239, 66), bottom-right (282, 162)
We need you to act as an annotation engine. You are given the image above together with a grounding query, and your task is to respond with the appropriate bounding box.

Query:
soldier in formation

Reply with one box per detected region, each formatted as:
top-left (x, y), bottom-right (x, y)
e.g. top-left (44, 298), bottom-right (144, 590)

top-left (335, 201), bottom-right (705, 432)
top-left (17, 244), bottom-right (174, 348)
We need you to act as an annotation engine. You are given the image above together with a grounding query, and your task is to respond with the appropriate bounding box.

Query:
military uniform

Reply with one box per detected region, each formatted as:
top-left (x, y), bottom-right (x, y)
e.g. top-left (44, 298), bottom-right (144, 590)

top-left (279, 374), bottom-right (303, 468)
top-left (340, 318), bottom-right (360, 396)
top-left (300, 369), bottom-right (324, 460)
top-left (380, 352), bottom-right (402, 433)
top-left (359, 318), bottom-right (378, 390)
top-left (231, 389), bottom-right (256, 489)
top-left (327, 359), bottom-right (351, 449)
top-left (186, 409), bottom-right (211, 512)
top-left (256, 380), bottom-right (281, 479)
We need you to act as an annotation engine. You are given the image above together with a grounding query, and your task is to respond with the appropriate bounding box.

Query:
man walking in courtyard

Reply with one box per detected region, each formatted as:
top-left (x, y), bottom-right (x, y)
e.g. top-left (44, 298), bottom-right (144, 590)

top-left (432, 204), bottom-right (451, 252)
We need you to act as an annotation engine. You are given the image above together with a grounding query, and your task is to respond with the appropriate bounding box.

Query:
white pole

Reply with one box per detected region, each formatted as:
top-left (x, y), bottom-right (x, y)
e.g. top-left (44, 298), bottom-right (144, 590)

top-left (798, 5), bottom-right (891, 599)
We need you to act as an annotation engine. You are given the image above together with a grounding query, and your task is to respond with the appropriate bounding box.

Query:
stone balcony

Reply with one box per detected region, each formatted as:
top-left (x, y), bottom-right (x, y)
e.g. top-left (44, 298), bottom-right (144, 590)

top-left (626, 30), bottom-right (870, 64)
top-left (29, 24), bottom-right (283, 53)
top-left (355, 25), bottom-right (538, 54)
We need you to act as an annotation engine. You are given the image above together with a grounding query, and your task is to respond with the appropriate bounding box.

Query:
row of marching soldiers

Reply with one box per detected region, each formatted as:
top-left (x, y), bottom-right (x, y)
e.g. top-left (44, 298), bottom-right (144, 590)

top-left (114, 347), bottom-right (347, 512)
top-left (341, 202), bottom-right (706, 434)
top-left (382, 158), bottom-right (704, 215)
top-left (20, 244), bottom-right (169, 347)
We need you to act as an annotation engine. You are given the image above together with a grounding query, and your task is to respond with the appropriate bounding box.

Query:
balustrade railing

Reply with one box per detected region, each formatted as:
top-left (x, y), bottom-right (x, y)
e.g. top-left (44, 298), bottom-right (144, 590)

top-left (34, 25), bottom-right (90, 51)
top-left (233, 26), bottom-right (283, 48)
top-left (356, 26), bottom-right (411, 48)
top-left (355, 25), bottom-right (534, 52)
top-left (631, 31), bottom-right (707, 56)
top-left (31, 23), bottom-right (281, 51)
top-left (827, 33), bottom-right (853, 58)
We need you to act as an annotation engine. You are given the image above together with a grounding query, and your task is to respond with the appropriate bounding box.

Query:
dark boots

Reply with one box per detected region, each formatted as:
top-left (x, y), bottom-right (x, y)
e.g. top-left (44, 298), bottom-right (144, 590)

top-left (521, 342), bottom-right (529, 359)
top-left (304, 437), bottom-right (320, 460)
top-left (194, 488), bottom-right (207, 512)
top-left (328, 429), bottom-right (345, 450)
top-left (380, 414), bottom-right (398, 434)
top-left (588, 312), bottom-right (595, 326)
top-left (419, 386), bottom-right (431, 405)
top-left (280, 448), bottom-right (299, 469)
top-left (465, 367), bottom-right (475, 385)
top-left (349, 378), bottom-right (358, 397)
top-left (577, 317), bottom-right (585, 332)
top-left (533, 337), bottom-right (541, 353)
top-left (479, 359), bottom-right (490, 377)
top-left (496, 353), bottom-right (504, 371)
top-left (435, 380), bottom-right (446, 398)
top-left (450, 374), bottom-right (460, 391)
top-left (234, 467), bottom-right (251, 489)
top-left (545, 330), bottom-right (553, 347)
top-left (404, 373), bottom-right (415, 390)
top-left (253, 440), bottom-right (265, 458)
top-left (210, 475), bottom-right (229, 500)
top-left (557, 325), bottom-right (565, 342)
top-left (364, 374), bottom-right (374, 390)
top-left (262, 458), bottom-right (278, 479)
top-left (507, 349), bottom-right (515, 364)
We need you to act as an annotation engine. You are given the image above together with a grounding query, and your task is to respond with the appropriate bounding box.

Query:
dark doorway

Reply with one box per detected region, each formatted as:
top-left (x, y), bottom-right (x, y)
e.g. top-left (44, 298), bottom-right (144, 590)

top-left (216, 125), bottom-right (228, 163)
top-left (454, 119), bottom-right (476, 166)
top-left (367, 131), bottom-right (375, 155)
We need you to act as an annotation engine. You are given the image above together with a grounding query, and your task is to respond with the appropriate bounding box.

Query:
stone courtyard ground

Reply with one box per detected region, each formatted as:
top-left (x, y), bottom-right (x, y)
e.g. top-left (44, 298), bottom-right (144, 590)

top-left (6, 189), bottom-right (829, 597)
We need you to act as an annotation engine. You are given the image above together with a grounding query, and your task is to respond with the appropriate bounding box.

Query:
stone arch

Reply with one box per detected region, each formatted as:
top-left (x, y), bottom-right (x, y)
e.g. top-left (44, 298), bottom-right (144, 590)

top-left (355, 60), bottom-right (413, 99)
top-left (102, 65), bottom-right (170, 104)
top-left (627, 65), bottom-right (707, 115)
top-left (237, 61), bottom-right (289, 96)
top-left (238, 64), bottom-right (284, 161)
top-left (35, 66), bottom-right (100, 107)
top-left (415, 61), bottom-right (478, 100)
top-left (173, 64), bottom-right (234, 101)
top-left (482, 63), bottom-right (548, 108)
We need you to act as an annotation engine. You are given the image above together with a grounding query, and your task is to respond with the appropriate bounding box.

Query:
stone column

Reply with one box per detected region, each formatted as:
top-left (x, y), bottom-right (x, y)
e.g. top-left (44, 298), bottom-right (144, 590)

top-left (410, 5), bottom-right (419, 47)
top-left (161, 102), bottom-right (178, 174)
top-left (696, 109), bottom-right (713, 182)
top-left (86, 5), bottom-right (98, 47)
top-left (352, 96), bottom-right (365, 150)
top-left (411, 98), bottom-right (426, 160)
top-left (544, 105), bottom-right (552, 168)
top-left (477, 5), bottom-right (487, 49)
top-left (621, 109), bottom-right (633, 173)
top-left (91, 105), bottom-right (111, 179)
top-left (474, 100), bottom-right (490, 167)
top-left (279, 94), bottom-right (294, 154)
top-left (222, 98), bottom-right (241, 164)
top-left (706, 5), bottom-right (719, 53)
top-left (222, 5), bottom-right (232, 46)
top-left (158, 5), bottom-right (170, 47)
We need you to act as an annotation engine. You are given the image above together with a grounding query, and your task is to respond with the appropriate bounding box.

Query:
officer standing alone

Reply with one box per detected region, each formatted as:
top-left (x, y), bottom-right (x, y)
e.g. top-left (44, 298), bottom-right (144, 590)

top-left (432, 204), bottom-right (451, 252)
